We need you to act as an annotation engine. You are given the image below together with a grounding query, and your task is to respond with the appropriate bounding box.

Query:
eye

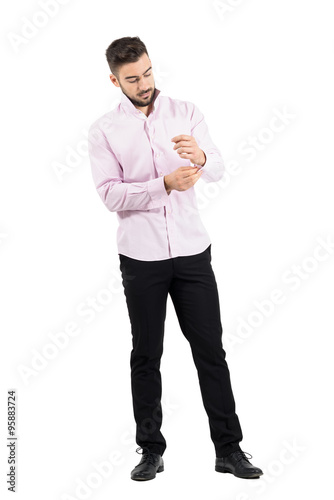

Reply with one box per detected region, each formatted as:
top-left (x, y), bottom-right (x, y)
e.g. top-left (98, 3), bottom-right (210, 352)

top-left (128, 73), bottom-right (151, 83)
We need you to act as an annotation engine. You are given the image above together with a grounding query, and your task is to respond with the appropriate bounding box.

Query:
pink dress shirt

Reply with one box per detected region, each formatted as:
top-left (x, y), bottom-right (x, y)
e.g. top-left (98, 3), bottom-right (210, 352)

top-left (88, 88), bottom-right (225, 261)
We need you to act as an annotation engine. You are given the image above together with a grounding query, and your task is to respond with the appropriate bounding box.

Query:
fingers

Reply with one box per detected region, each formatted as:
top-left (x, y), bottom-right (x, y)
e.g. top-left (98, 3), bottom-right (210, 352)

top-left (173, 143), bottom-right (193, 152)
top-left (179, 166), bottom-right (200, 173)
top-left (175, 168), bottom-right (202, 191)
top-left (171, 135), bottom-right (192, 143)
top-left (183, 167), bottom-right (200, 179)
top-left (195, 170), bottom-right (203, 181)
top-left (188, 169), bottom-right (203, 187)
top-left (174, 166), bottom-right (202, 190)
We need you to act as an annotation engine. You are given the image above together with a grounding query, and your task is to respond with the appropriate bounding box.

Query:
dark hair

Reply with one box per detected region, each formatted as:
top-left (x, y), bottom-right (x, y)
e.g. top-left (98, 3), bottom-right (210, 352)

top-left (105, 36), bottom-right (149, 80)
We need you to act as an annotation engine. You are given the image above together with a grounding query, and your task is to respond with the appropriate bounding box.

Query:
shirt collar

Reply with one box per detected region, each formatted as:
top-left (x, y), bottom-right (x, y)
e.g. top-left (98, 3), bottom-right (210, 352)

top-left (120, 88), bottom-right (161, 118)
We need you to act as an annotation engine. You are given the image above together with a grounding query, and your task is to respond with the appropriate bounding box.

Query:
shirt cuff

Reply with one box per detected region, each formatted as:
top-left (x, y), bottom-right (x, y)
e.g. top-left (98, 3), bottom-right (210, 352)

top-left (147, 176), bottom-right (170, 208)
top-left (195, 152), bottom-right (225, 182)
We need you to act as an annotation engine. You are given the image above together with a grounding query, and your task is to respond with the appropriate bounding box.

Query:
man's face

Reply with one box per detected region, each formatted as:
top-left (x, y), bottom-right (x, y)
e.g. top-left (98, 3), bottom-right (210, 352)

top-left (110, 53), bottom-right (156, 109)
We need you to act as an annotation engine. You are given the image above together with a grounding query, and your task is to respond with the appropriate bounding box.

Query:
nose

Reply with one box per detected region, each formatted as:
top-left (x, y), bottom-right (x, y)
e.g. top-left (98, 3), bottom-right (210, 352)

top-left (137, 75), bottom-right (151, 93)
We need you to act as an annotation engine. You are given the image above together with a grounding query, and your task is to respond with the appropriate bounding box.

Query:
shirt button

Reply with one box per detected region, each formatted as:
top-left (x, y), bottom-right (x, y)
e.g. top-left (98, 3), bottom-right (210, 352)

top-left (159, 172), bottom-right (163, 176)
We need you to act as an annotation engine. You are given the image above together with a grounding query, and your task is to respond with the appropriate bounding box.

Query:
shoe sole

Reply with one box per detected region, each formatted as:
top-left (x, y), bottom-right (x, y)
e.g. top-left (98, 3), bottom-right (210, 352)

top-left (215, 465), bottom-right (262, 479)
top-left (131, 465), bottom-right (164, 481)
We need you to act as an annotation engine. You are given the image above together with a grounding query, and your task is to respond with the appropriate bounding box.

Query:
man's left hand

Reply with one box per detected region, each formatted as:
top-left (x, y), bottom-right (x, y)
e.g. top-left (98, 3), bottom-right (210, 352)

top-left (171, 135), bottom-right (206, 166)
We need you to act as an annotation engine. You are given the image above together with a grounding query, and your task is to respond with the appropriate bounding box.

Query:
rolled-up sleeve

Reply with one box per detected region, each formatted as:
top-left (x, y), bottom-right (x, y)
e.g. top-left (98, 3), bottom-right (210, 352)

top-left (190, 103), bottom-right (225, 183)
top-left (88, 124), bottom-right (170, 212)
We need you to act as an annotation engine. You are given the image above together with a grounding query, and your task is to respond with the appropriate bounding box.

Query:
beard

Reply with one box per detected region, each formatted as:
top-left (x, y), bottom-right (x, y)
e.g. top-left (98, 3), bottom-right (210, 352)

top-left (122, 86), bottom-right (156, 108)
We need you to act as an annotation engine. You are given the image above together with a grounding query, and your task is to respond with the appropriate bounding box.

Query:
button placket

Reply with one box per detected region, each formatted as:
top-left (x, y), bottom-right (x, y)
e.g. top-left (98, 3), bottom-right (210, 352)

top-left (164, 205), bottom-right (178, 256)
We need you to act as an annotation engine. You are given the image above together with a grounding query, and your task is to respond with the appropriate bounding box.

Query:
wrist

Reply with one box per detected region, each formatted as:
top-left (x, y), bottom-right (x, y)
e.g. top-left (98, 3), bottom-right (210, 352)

top-left (198, 151), bottom-right (206, 167)
top-left (164, 176), bottom-right (171, 194)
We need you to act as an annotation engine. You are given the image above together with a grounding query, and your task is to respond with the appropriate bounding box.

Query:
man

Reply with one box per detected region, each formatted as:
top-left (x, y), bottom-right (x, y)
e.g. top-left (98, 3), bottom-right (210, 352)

top-left (88, 36), bottom-right (263, 481)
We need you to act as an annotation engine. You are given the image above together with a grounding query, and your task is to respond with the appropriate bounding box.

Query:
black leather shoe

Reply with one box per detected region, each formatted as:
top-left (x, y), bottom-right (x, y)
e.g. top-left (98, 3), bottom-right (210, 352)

top-left (130, 446), bottom-right (164, 481)
top-left (215, 450), bottom-right (263, 479)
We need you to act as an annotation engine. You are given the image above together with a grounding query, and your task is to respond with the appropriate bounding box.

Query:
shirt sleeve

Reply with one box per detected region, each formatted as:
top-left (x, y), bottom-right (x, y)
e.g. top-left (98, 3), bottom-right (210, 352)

top-left (190, 103), bottom-right (225, 183)
top-left (88, 124), bottom-right (170, 212)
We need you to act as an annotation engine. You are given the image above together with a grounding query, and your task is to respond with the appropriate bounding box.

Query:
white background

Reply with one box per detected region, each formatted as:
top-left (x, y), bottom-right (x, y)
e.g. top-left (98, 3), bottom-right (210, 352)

top-left (1, 0), bottom-right (334, 499)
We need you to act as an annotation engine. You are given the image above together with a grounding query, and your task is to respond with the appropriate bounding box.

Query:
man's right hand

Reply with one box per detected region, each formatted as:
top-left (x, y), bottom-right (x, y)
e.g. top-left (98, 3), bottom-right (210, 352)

top-left (164, 166), bottom-right (203, 194)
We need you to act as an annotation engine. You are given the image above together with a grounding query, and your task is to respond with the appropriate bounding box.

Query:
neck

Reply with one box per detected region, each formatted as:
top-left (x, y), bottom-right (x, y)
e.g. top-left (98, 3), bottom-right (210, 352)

top-left (136, 102), bottom-right (153, 117)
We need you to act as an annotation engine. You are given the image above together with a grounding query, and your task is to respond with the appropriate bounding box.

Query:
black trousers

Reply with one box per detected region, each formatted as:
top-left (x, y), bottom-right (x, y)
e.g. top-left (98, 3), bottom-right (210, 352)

top-left (118, 244), bottom-right (243, 458)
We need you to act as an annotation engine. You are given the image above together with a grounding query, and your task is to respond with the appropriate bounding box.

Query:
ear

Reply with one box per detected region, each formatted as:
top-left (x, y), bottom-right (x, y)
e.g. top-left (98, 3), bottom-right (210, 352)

top-left (109, 74), bottom-right (120, 88)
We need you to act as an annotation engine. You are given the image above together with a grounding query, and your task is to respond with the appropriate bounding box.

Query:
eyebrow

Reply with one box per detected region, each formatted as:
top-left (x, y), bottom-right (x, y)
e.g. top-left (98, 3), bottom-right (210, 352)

top-left (124, 66), bottom-right (152, 80)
